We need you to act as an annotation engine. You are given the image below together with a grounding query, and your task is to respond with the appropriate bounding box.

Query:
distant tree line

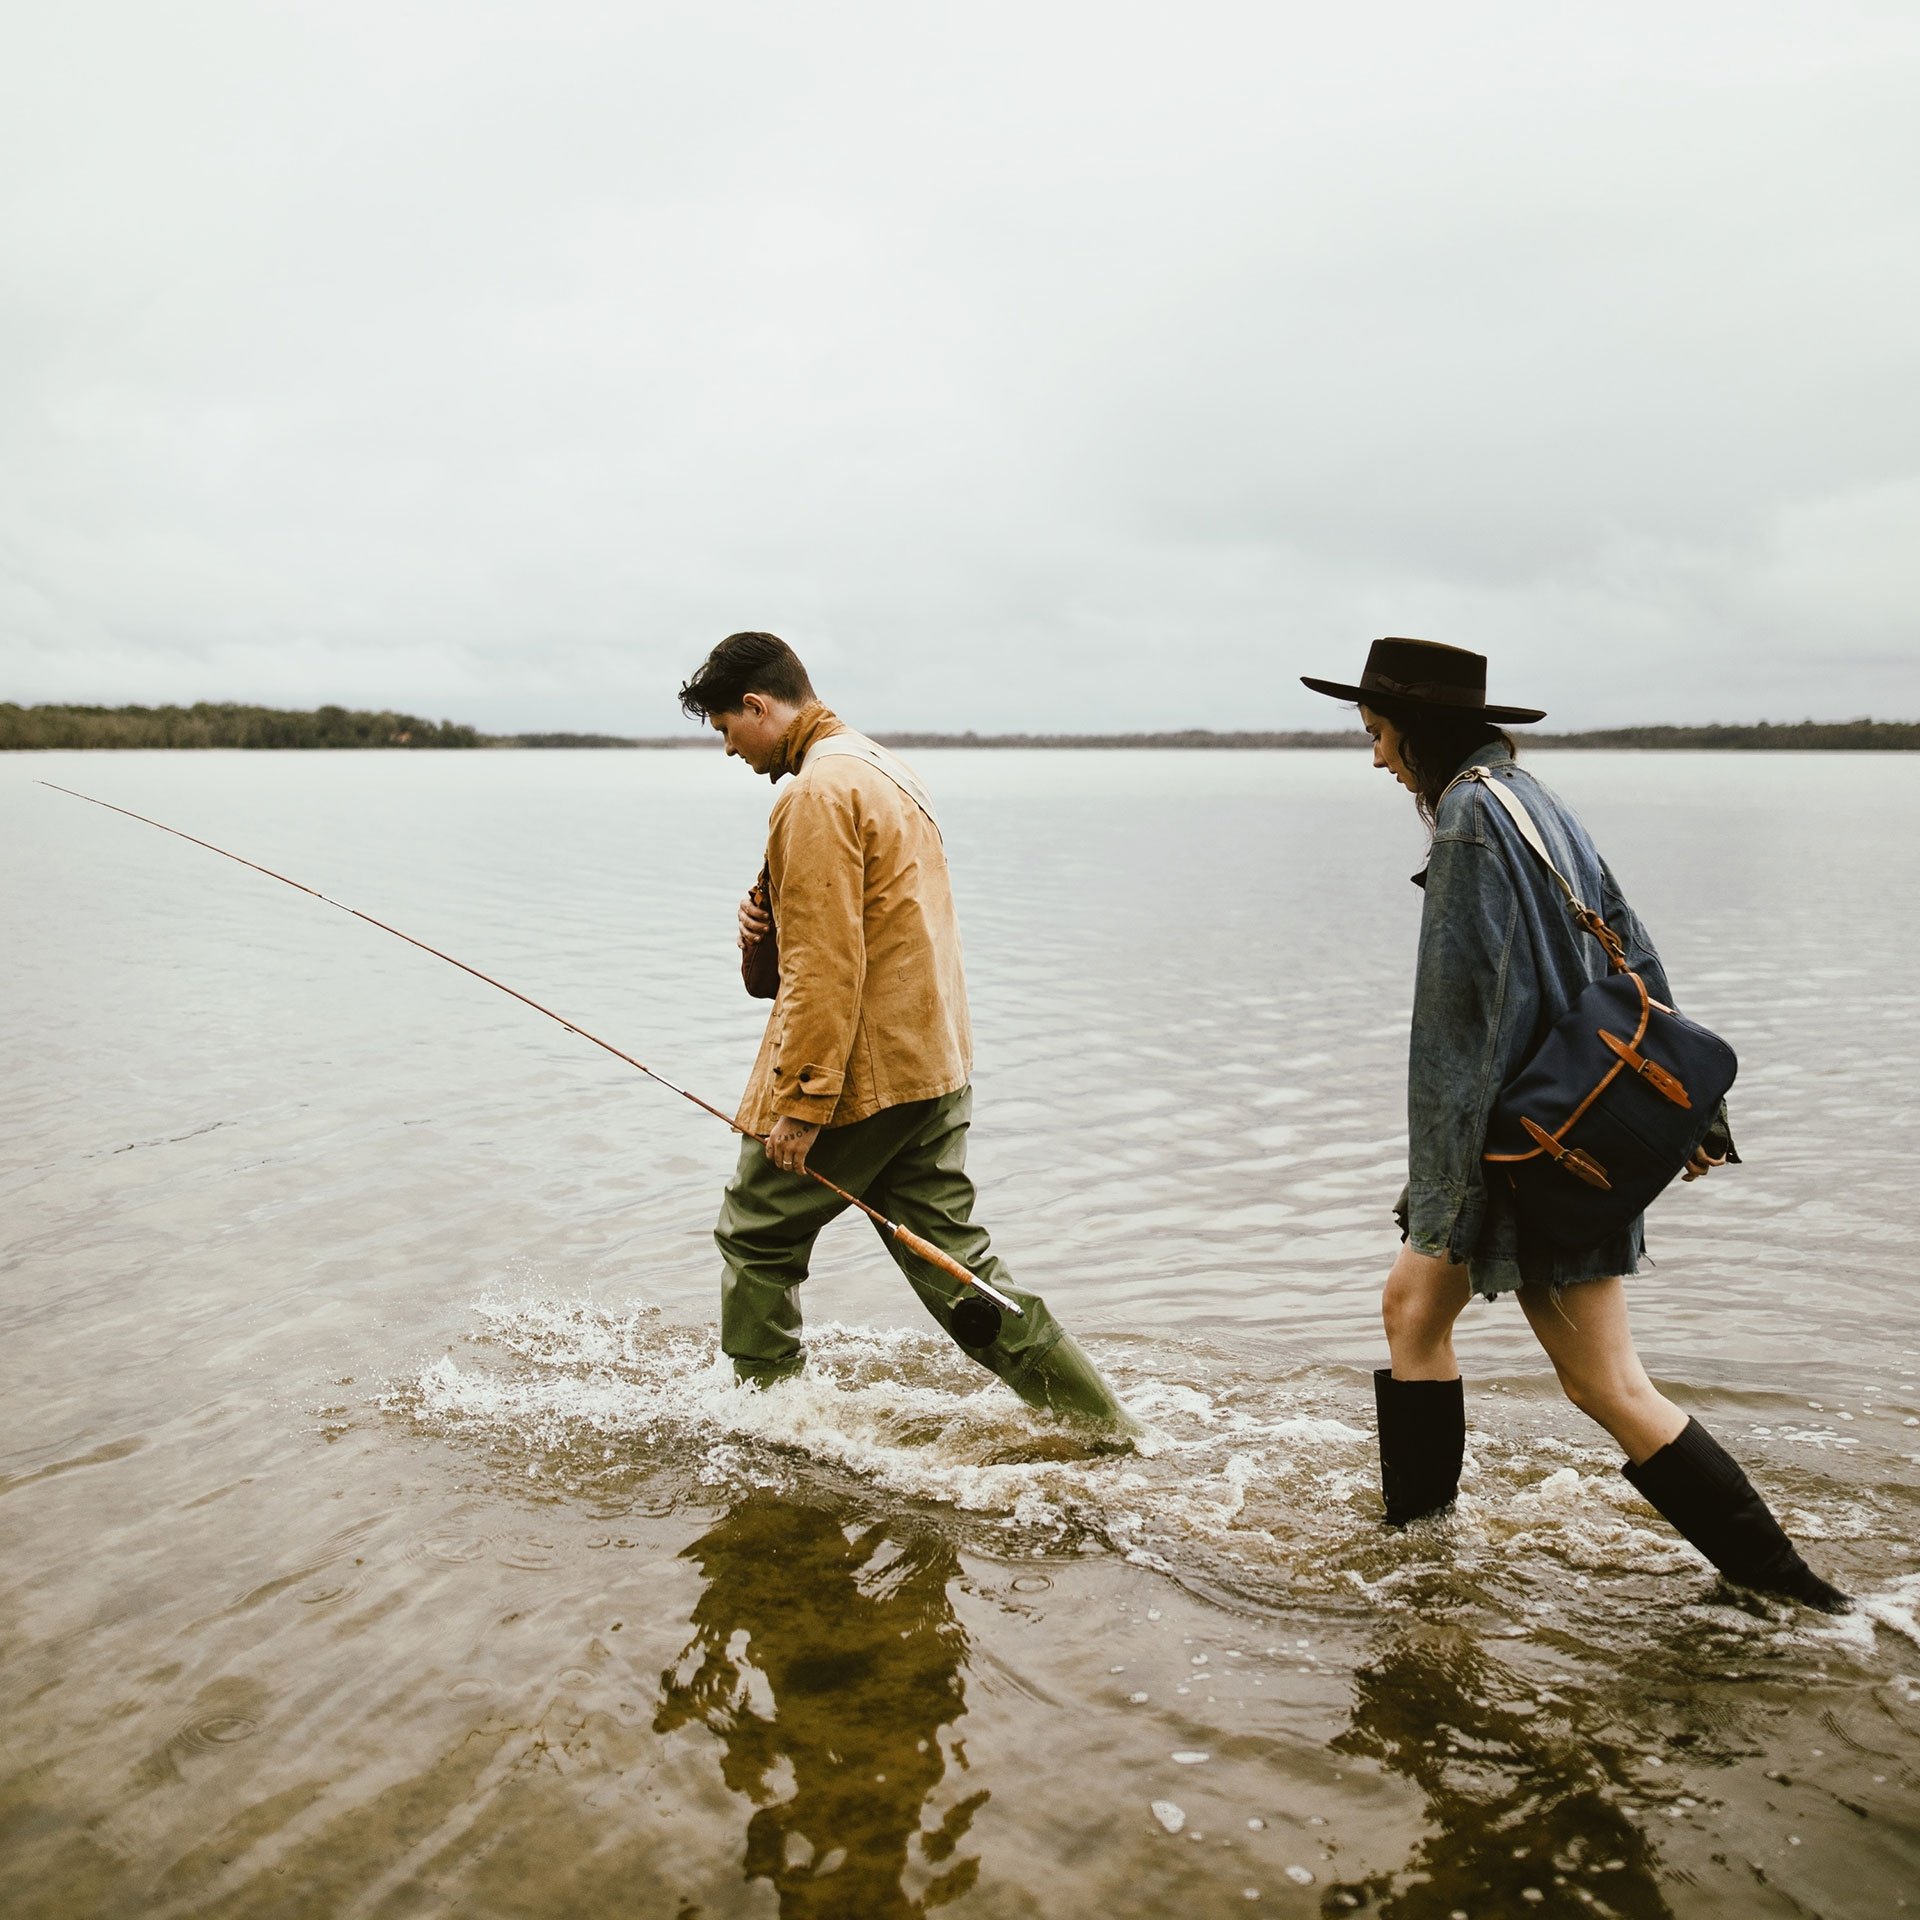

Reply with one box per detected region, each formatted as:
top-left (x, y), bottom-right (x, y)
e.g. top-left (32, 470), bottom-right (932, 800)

top-left (1529, 720), bottom-right (1920, 750)
top-left (877, 721), bottom-right (1920, 751)
top-left (872, 727), bottom-right (1367, 750)
top-left (1, 702), bottom-right (484, 750)
top-left (5, 705), bottom-right (1916, 752)
top-left (506, 730), bottom-right (655, 748)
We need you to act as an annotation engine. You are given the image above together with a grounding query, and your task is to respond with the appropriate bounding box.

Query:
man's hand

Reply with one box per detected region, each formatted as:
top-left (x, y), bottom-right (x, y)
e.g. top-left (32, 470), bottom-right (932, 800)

top-left (737, 890), bottom-right (772, 953)
top-left (764, 1115), bottom-right (821, 1175)
top-left (1680, 1145), bottom-right (1728, 1182)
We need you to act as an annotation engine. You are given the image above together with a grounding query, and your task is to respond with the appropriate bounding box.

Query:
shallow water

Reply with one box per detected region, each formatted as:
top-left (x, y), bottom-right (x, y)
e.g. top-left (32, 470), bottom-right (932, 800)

top-left (3, 746), bottom-right (1917, 1918)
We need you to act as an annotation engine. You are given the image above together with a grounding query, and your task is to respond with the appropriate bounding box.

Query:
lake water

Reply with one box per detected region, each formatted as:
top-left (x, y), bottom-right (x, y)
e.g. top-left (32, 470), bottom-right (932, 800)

top-left (3, 746), bottom-right (1917, 1919)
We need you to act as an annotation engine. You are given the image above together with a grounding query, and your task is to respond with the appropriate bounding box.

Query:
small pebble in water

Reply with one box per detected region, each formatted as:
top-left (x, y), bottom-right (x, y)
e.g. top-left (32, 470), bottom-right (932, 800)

top-left (1243, 1890), bottom-right (1261, 1902)
top-left (1109, 1665), bottom-right (1126, 1673)
top-left (1148, 1608), bottom-right (1162, 1620)
top-left (1247, 1817), bottom-right (1266, 1831)
top-left (1285, 1865), bottom-right (1314, 1885)
top-left (1151, 1801), bottom-right (1185, 1833)
top-left (1129, 1691), bottom-right (1149, 1704)
top-left (1172, 1750), bottom-right (1210, 1765)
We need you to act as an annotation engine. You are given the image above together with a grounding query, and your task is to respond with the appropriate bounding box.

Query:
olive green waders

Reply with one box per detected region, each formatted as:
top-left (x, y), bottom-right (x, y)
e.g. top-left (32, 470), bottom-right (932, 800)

top-left (716, 1086), bottom-right (1134, 1427)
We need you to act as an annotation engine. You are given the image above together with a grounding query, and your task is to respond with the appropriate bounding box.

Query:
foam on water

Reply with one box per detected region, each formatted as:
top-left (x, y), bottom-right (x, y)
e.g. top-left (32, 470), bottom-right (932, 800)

top-left (389, 1286), bottom-right (1901, 1634)
top-left (397, 1289), bottom-right (1375, 1583)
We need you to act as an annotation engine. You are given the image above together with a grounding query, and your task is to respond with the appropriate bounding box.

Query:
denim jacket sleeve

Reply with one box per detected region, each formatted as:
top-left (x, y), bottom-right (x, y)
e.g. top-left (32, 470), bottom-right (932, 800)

top-left (1405, 818), bottom-right (1533, 1263)
top-left (1598, 859), bottom-right (1673, 1004)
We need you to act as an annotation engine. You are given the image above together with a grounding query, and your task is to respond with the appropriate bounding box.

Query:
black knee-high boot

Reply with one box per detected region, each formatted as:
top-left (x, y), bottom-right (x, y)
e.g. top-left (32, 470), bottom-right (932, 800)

top-left (1374, 1369), bottom-right (1465, 1527)
top-left (1622, 1418), bottom-right (1851, 1612)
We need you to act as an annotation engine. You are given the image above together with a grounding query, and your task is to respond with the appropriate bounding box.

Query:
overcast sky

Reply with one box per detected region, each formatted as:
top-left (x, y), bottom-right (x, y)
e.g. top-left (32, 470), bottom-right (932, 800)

top-left (3, 1), bottom-right (1916, 733)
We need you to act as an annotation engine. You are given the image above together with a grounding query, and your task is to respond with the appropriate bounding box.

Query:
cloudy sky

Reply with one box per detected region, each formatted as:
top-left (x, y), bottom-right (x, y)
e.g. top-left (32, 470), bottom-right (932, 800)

top-left (3, 1), bottom-right (1915, 733)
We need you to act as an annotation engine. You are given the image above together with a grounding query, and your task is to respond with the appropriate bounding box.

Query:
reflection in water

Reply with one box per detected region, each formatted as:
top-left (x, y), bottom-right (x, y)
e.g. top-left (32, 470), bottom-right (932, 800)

top-left (1332, 1622), bottom-right (1671, 1919)
top-left (655, 1491), bottom-right (985, 1918)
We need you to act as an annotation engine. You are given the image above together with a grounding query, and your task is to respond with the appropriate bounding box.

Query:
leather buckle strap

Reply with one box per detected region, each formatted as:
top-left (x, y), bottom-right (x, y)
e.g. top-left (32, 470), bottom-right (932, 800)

top-left (1573, 908), bottom-right (1630, 974)
top-left (1519, 1116), bottom-right (1613, 1189)
top-left (1598, 1029), bottom-right (1692, 1107)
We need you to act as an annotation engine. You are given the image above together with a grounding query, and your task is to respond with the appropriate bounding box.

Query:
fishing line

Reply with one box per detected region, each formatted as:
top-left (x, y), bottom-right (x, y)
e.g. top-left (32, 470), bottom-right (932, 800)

top-left (39, 779), bottom-right (1020, 1317)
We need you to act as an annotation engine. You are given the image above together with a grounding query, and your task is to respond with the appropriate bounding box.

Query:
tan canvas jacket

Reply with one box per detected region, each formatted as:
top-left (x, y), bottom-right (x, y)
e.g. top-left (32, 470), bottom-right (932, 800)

top-left (737, 703), bottom-right (972, 1133)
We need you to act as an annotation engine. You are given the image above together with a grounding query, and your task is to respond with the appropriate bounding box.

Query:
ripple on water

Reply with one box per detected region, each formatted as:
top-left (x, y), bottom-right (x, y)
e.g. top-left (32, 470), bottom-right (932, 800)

top-left (135, 1677), bottom-right (273, 1787)
top-left (293, 1571), bottom-right (364, 1606)
top-left (405, 1528), bottom-right (496, 1566)
top-left (175, 1712), bottom-right (258, 1750)
top-left (493, 1536), bottom-right (568, 1571)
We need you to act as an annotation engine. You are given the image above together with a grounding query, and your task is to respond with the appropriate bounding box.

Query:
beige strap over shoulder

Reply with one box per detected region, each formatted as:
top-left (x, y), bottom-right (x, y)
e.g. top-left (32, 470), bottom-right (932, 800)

top-left (1450, 764), bottom-right (1578, 906)
top-left (1447, 763), bottom-right (1629, 972)
top-left (804, 733), bottom-right (943, 840)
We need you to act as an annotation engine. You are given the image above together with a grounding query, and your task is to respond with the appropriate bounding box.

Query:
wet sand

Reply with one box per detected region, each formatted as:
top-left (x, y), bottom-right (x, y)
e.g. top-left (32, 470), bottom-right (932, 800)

top-left (3, 747), bottom-right (1917, 1917)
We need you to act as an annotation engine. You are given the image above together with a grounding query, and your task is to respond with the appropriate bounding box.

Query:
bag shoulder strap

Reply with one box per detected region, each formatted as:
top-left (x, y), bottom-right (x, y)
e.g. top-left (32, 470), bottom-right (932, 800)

top-left (1445, 764), bottom-right (1628, 972)
top-left (803, 733), bottom-right (943, 840)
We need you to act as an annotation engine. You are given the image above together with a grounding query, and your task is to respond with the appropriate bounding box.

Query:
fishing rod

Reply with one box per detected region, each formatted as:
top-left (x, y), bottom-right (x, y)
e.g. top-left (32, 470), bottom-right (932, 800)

top-left (39, 780), bottom-right (1020, 1317)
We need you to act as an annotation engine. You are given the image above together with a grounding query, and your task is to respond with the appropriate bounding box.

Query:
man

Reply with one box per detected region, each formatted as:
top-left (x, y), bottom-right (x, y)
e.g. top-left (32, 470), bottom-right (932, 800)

top-left (677, 630), bottom-right (1133, 1426)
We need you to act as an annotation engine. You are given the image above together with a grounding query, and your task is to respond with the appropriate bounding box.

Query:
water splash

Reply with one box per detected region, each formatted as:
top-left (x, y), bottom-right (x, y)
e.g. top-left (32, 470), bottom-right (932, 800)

top-left (387, 1286), bottom-right (1894, 1636)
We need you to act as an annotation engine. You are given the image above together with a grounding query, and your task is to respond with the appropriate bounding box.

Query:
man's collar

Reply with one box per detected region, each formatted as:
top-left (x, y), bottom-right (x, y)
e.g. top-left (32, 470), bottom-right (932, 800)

top-left (766, 701), bottom-right (843, 781)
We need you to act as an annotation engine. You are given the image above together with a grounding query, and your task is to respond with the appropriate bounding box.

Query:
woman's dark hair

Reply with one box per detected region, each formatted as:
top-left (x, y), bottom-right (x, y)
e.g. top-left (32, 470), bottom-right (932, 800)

top-left (678, 631), bottom-right (816, 719)
top-left (1370, 700), bottom-right (1517, 819)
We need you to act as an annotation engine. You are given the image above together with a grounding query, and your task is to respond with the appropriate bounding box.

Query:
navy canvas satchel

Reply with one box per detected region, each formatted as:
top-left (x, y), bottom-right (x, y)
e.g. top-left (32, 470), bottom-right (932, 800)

top-left (1460, 767), bottom-right (1739, 1253)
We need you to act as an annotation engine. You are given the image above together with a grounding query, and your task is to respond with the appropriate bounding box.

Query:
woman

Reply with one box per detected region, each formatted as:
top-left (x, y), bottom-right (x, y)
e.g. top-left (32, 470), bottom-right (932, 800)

top-left (1302, 637), bottom-right (1847, 1611)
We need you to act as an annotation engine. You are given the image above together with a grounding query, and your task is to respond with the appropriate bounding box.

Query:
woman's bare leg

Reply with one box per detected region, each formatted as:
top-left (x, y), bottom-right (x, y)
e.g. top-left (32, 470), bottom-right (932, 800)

top-left (1381, 1244), bottom-right (1474, 1380)
top-left (1521, 1280), bottom-right (1849, 1606)
top-left (1516, 1278), bottom-right (1686, 1465)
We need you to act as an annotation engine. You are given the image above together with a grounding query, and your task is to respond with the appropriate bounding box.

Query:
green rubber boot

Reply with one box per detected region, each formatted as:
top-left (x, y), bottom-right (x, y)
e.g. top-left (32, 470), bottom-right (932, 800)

top-left (1006, 1332), bottom-right (1142, 1436)
top-left (733, 1355), bottom-right (807, 1390)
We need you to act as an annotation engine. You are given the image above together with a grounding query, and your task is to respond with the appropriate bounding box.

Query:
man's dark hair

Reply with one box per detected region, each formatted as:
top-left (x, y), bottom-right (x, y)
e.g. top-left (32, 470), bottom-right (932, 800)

top-left (678, 631), bottom-right (816, 719)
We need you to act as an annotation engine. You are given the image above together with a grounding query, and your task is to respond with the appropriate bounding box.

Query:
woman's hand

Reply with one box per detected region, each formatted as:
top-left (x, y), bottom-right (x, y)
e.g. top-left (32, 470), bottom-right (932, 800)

top-left (737, 891), bottom-right (772, 952)
top-left (764, 1116), bottom-right (820, 1174)
top-left (1680, 1145), bottom-right (1728, 1182)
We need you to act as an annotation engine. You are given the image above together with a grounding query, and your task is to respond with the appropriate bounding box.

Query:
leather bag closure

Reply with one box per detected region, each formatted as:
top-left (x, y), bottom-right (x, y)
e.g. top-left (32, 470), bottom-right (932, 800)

top-left (1519, 1116), bottom-right (1614, 1190)
top-left (1597, 1028), bottom-right (1691, 1107)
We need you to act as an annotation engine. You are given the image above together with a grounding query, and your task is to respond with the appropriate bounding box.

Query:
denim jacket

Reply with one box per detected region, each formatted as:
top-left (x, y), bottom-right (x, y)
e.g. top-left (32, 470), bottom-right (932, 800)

top-left (1401, 743), bottom-right (1731, 1296)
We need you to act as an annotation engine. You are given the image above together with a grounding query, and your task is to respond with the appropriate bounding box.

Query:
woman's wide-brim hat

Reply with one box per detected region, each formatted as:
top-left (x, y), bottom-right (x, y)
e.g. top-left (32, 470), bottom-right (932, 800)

top-left (1301, 637), bottom-right (1547, 725)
